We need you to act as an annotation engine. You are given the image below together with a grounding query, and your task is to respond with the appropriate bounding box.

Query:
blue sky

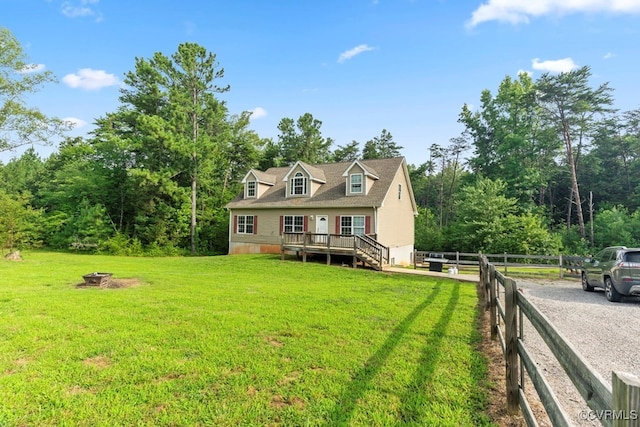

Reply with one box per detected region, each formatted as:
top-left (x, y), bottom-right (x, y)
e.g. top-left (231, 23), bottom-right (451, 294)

top-left (3, 0), bottom-right (640, 165)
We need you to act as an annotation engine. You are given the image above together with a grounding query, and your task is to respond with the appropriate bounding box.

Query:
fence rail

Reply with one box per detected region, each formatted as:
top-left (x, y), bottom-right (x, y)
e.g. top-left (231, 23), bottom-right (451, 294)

top-left (479, 255), bottom-right (639, 426)
top-left (415, 251), bottom-right (585, 278)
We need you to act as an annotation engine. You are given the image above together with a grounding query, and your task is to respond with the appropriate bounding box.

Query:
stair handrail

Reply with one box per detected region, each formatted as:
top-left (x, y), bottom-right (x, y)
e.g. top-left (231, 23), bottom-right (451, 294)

top-left (355, 234), bottom-right (389, 266)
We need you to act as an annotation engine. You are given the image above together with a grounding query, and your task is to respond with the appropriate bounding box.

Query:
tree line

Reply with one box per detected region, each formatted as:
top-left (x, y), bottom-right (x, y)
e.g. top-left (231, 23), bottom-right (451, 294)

top-left (0, 28), bottom-right (402, 255)
top-left (2, 26), bottom-right (639, 256)
top-left (412, 70), bottom-right (640, 255)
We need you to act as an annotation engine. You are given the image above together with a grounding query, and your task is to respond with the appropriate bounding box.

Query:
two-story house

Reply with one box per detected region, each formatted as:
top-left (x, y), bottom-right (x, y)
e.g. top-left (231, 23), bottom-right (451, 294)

top-left (226, 157), bottom-right (418, 266)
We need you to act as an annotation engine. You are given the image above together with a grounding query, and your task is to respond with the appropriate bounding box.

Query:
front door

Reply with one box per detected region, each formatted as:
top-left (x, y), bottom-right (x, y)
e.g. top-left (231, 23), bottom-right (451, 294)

top-left (315, 215), bottom-right (328, 244)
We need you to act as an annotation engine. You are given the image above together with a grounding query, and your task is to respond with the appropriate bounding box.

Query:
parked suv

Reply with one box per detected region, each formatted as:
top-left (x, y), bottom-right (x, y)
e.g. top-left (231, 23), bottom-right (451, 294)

top-left (582, 246), bottom-right (640, 302)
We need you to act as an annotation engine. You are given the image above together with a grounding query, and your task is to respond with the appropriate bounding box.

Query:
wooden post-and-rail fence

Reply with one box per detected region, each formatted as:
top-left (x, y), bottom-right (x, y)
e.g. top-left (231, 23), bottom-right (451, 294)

top-left (479, 255), bottom-right (640, 427)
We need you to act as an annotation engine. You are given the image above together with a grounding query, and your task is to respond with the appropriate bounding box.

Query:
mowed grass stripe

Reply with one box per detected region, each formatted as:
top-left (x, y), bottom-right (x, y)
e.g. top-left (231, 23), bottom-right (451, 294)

top-left (0, 252), bottom-right (494, 426)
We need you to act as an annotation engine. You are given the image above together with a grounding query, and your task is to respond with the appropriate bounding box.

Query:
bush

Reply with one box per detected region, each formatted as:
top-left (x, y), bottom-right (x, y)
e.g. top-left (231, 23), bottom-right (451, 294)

top-left (415, 207), bottom-right (445, 251)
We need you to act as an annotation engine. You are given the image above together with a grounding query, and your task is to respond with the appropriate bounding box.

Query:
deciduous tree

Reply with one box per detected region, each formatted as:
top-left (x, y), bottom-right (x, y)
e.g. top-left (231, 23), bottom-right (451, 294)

top-left (536, 66), bottom-right (614, 238)
top-left (0, 27), bottom-right (69, 152)
top-left (459, 73), bottom-right (559, 208)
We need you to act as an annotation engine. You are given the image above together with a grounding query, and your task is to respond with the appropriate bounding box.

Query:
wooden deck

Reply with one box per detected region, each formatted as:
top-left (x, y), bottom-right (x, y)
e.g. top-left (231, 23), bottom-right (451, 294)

top-left (280, 232), bottom-right (389, 270)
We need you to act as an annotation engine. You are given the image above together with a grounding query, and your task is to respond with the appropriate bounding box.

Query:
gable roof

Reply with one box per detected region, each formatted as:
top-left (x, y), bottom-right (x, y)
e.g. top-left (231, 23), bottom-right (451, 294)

top-left (282, 161), bottom-right (326, 183)
top-left (241, 169), bottom-right (276, 185)
top-left (341, 159), bottom-right (380, 179)
top-left (227, 157), bottom-right (415, 211)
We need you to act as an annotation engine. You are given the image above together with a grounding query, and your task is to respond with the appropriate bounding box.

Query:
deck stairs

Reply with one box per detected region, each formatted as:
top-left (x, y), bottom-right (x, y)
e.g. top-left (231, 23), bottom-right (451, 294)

top-left (354, 234), bottom-right (389, 271)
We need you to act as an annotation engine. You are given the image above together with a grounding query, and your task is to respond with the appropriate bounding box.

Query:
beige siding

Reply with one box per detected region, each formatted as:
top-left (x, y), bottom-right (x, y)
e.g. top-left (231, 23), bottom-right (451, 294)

top-left (284, 164), bottom-right (324, 198)
top-left (310, 180), bottom-right (322, 196)
top-left (244, 172), bottom-right (257, 199)
top-left (345, 164), bottom-right (364, 196)
top-left (256, 182), bottom-right (271, 198)
top-left (228, 158), bottom-right (416, 264)
top-left (228, 207), bottom-right (377, 254)
top-left (244, 172), bottom-right (271, 199)
top-left (364, 175), bottom-right (375, 195)
top-left (376, 166), bottom-right (415, 250)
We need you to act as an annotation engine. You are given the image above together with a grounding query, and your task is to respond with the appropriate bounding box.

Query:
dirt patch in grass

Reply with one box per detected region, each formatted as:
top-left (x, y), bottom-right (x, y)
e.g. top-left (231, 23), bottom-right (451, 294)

top-left (265, 336), bottom-right (284, 347)
top-left (4, 251), bottom-right (22, 261)
top-left (66, 385), bottom-right (95, 396)
top-left (277, 371), bottom-right (300, 386)
top-left (83, 355), bottom-right (112, 369)
top-left (270, 395), bottom-right (305, 410)
top-left (76, 278), bottom-right (142, 289)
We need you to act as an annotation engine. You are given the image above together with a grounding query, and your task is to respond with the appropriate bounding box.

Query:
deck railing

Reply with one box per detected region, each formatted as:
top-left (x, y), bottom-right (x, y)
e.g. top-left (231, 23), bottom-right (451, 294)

top-left (281, 232), bottom-right (389, 268)
top-left (282, 232), bottom-right (355, 248)
top-left (355, 234), bottom-right (389, 266)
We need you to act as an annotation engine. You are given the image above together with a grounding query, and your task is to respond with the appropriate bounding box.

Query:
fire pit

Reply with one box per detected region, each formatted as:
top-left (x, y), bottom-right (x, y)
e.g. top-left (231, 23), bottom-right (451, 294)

top-left (82, 272), bottom-right (113, 287)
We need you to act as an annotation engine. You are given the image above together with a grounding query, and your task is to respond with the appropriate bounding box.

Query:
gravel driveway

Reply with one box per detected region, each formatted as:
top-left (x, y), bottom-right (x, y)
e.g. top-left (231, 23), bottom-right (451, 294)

top-left (512, 277), bottom-right (640, 426)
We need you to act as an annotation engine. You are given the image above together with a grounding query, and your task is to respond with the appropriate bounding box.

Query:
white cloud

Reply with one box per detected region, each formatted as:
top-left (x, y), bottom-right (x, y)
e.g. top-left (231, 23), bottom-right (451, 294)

top-left (604, 52), bottom-right (616, 59)
top-left (61, 0), bottom-right (103, 22)
top-left (467, 0), bottom-right (640, 28)
top-left (19, 64), bottom-right (46, 74)
top-left (250, 107), bottom-right (267, 120)
top-left (63, 117), bottom-right (87, 129)
top-left (338, 44), bottom-right (375, 63)
top-left (63, 68), bottom-right (119, 90)
top-left (531, 57), bottom-right (578, 73)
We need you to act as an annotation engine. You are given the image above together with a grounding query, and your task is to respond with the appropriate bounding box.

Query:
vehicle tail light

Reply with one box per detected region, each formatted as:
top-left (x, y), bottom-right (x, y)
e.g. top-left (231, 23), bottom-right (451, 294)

top-left (619, 262), bottom-right (640, 267)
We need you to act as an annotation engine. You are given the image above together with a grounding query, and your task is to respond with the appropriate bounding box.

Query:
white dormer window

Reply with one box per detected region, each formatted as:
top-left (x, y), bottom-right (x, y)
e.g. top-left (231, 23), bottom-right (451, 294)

top-left (246, 181), bottom-right (256, 198)
top-left (290, 172), bottom-right (307, 195)
top-left (350, 173), bottom-right (363, 193)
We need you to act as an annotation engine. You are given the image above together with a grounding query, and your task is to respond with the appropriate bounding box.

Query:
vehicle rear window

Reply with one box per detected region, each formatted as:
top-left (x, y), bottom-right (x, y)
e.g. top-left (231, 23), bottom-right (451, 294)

top-left (624, 252), bottom-right (640, 263)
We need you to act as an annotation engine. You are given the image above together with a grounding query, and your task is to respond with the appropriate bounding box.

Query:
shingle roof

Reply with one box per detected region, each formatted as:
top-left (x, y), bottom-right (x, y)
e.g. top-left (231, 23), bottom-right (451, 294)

top-left (251, 170), bottom-right (277, 185)
top-left (342, 160), bottom-right (380, 179)
top-left (227, 157), bottom-right (406, 209)
top-left (282, 161), bottom-right (326, 183)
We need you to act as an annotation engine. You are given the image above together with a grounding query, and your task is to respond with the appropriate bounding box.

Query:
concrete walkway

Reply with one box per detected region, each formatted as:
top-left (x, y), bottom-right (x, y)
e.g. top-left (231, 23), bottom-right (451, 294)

top-left (383, 266), bottom-right (479, 283)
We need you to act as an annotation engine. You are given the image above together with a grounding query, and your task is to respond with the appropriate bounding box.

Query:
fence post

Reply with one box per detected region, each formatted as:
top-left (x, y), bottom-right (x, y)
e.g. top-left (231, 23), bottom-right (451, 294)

top-left (482, 259), bottom-right (489, 309)
top-left (504, 277), bottom-right (519, 415)
top-left (612, 371), bottom-right (640, 427)
top-left (414, 249), bottom-right (417, 269)
top-left (479, 257), bottom-right (484, 295)
top-left (281, 235), bottom-right (285, 260)
top-left (489, 264), bottom-right (498, 340)
top-left (559, 254), bottom-right (564, 280)
top-left (504, 252), bottom-right (508, 275)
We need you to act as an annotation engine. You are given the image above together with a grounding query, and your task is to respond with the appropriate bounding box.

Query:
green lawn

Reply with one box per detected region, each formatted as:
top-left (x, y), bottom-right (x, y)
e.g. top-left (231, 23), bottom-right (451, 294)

top-left (0, 252), bottom-right (494, 426)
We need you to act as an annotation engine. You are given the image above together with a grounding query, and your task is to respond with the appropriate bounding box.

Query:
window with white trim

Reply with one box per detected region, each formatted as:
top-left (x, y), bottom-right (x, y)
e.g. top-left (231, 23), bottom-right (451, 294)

top-left (283, 215), bottom-right (304, 233)
top-left (237, 215), bottom-right (254, 234)
top-left (246, 181), bottom-right (256, 198)
top-left (350, 173), bottom-right (363, 193)
top-left (290, 172), bottom-right (307, 195)
top-left (340, 215), bottom-right (365, 235)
